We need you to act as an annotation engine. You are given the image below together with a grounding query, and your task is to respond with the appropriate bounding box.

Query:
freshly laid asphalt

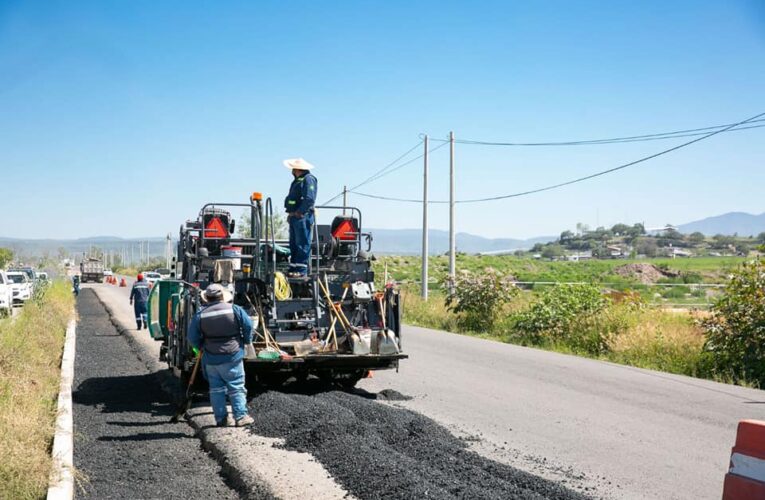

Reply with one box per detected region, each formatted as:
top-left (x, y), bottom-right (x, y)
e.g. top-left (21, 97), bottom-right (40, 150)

top-left (72, 289), bottom-right (239, 499)
top-left (248, 388), bottom-right (588, 500)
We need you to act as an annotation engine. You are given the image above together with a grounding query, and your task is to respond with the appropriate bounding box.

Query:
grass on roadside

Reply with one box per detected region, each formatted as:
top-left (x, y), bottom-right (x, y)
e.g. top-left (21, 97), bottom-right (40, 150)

top-left (401, 289), bottom-right (727, 384)
top-left (0, 281), bottom-right (74, 500)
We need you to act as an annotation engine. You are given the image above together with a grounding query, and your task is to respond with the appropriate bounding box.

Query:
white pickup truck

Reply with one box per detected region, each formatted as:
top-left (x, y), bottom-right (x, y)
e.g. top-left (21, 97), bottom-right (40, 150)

top-left (7, 271), bottom-right (32, 305)
top-left (0, 270), bottom-right (13, 317)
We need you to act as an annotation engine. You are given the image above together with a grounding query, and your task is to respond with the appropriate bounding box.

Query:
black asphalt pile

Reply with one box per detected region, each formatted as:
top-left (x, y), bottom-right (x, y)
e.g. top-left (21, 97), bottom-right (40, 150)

top-left (373, 388), bottom-right (411, 401)
top-left (72, 289), bottom-right (241, 499)
top-left (248, 390), bottom-right (589, 500)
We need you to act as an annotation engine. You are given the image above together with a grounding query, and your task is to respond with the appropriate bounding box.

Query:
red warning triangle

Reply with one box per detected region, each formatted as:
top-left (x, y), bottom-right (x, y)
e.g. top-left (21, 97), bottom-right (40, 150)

top-left (205, 217), bottom-right (228, 238)
top-left (332, 219), bottom-right (357, 241)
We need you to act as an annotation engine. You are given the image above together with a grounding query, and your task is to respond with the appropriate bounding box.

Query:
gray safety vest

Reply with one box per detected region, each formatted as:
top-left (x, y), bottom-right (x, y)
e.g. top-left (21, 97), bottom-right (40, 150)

top-left (199, 302), bottom-right (241, 356)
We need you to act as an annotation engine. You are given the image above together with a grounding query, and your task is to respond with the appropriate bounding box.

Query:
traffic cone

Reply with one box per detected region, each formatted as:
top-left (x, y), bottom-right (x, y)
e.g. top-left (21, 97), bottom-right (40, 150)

top-left (111, 276), bottom-right (117, 285)
top-left (722, 420), bottom-right (765, 499)
top-left (119, 278), bottom-right (127, 287)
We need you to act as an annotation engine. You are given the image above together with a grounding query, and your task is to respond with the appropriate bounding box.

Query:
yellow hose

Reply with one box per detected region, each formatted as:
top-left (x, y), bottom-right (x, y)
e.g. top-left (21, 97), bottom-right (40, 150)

top-left (274, 271), bottom-right (292, 300)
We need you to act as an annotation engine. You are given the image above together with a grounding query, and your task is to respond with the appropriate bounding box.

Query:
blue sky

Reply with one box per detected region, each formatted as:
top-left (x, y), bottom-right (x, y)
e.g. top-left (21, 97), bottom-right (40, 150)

top-left (1, 0), bottom-right (763, 239)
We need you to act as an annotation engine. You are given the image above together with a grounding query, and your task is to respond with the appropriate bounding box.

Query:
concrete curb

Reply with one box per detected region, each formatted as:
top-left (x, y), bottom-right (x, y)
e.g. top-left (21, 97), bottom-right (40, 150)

top-left (47, 319), bottom-right (77, 500)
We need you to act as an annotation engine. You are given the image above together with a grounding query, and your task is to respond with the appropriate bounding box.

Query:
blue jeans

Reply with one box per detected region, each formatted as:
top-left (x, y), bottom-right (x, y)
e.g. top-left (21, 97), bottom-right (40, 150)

top-left (134, 301), bottom-right (147, 325)
top-left (288, 212), bottom-right (314, 275)
top-left (204, 359), bottom-right (248, 422)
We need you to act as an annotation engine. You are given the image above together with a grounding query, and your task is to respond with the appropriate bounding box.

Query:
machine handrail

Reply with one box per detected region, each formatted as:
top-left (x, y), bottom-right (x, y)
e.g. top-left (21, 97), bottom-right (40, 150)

top-left (315, 205), bottom-right (364, 260)
top-left (197, 202), bottom-right (255, 251)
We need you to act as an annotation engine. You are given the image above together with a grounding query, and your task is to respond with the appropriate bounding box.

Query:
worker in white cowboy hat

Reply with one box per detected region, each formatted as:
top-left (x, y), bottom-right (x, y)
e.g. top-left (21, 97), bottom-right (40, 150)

top-left (283, 158), bottom-right (318, 277)
top-left (187, 283), bottom-right (254, 427)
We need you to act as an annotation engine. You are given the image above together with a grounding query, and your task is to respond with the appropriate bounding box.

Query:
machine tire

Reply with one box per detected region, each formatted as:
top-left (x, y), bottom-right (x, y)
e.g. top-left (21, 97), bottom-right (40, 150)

top-left (334, 370), bottom-right (365, 390)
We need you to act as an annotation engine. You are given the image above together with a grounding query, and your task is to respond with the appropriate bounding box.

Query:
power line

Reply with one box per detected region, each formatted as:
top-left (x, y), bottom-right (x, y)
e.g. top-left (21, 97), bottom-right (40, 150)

top-left (427, 118), bottom-right (765, 147)
top-left (365, 140), bottom-right (449, 182)
top-left (321, 140), bottom-right (423, 205)
top-left (351, 111), bottom-right (765, 204)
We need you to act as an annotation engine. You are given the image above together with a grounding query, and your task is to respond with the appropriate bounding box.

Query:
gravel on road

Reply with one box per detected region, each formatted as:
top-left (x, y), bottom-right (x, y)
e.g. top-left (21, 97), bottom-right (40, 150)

top-left (247, 386), bottom-right (589, 500)
top-left (72, 289), bottom-right (241, 499)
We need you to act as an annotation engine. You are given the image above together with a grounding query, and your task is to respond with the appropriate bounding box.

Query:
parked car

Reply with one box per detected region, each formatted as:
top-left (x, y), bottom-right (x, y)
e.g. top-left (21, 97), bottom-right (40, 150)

top-left (9, 267), bottom-right (36, 294)
top-left (6, 271), bottom-right (32, 304)
top-left (36, 271), bottom-right (49, 281)
top-left (154, 268), bottom-right (171, 280)
top-left (103, 269), bottom-right (113, 277)
top-left (142, 271), bottom-right (162, 286)
top-left (0, 270), bottom-right (13, 317)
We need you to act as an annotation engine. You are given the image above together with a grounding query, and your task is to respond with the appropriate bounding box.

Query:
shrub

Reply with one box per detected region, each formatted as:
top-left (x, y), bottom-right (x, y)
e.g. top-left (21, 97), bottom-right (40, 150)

top-left (701, 258), bottom-right (765, 385)
top-left (512, 284), bottom-right (609, 353)
top-left (444, 272), bottom-right (518, 331)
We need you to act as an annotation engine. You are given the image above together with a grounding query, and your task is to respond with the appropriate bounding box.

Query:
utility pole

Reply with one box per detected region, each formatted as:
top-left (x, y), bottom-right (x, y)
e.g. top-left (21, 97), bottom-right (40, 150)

top-left (166, 233), bottom-right (172, 269)
top-left (421, 135), bottom-right (429, 300)
top-left (448, 131), bottom-right (456, 292)
top-left (342, 185), bottom-right (348, 215)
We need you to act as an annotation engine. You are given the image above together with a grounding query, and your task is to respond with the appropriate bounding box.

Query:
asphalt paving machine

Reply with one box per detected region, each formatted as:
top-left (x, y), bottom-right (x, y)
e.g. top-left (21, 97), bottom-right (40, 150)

top-left (146, 193), bottom-right (406, 388)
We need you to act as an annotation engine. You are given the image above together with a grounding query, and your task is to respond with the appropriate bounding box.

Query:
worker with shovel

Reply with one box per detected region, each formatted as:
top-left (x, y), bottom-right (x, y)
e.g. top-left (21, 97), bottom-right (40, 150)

top-left (129, 273), bottom-right (150, 330)
top-left (283, 157), bottom-right (317, 277)
top-left (188, 283), bottom-right (254, 427)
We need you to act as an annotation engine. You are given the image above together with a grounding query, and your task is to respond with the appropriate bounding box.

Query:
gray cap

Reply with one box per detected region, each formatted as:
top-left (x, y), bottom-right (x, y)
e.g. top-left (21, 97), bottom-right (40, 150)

top-left (202, 283), bottom-right (230, 303)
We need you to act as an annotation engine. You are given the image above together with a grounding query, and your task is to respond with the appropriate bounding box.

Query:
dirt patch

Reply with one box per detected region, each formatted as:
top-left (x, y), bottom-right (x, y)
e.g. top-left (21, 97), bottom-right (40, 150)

top-left (613, 263), bottom-right (679, 284)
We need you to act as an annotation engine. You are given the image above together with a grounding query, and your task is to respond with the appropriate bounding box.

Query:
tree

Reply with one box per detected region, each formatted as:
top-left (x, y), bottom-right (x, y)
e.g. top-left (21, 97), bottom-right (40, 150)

top-left (530, 243), bottom-right (545, 253)
top-left (712, 234), bottom-right (735, 250)
top-left (0, 248), bottom-right (12, 268)
top-left (559, 230), bottom-right (574, 243)
top-left (702, 258), bottom-right (765, 385)
top-left (634, 237), bottom-right (658, 257)
top-left (626, 223), bottom-right (646, 239)
top-left (611, 223), bottom-right (630, 236)
top-left (238, 211), bottom-right (287, 239)
top-left (688, 232), bottom-right (706, 245)
top-left (757, 232), bottom-right (765, 244)
top-left (541, 244), bottom-right (565, 260)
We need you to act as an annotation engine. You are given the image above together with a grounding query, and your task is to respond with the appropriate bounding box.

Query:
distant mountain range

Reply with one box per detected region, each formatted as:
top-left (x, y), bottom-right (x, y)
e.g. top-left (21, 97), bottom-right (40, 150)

top-left (2, 210), bottom-right (764, 257)
top-left (0, 236), bottom-right (170, 259)
top-left (367, 229), bottom-right (554, 255)
top-left (676, 212), bottom-right (765, 236)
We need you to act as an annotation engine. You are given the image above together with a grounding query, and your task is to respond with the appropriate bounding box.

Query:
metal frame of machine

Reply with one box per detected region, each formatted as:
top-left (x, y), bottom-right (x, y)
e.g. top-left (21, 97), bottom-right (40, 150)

top-left (147, 193), bottom-right (406, 388)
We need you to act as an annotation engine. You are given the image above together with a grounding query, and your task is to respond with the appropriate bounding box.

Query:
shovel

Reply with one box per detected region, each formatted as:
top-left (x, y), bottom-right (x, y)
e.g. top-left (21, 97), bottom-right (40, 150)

top-left (170, 351), bottom-right (203, 423)
top-left (375, 295), bottom-right (399, 355)
top-left (319, 277), bottom-right (369, 355)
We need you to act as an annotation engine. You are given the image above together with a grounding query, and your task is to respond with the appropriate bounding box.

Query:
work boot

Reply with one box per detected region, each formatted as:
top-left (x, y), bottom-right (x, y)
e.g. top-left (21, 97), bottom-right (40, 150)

top-left (136, 321), bottom-right (142, 330)
top-left (235, 415), bottom-right (254, 427)
top-left (216, 416), bottom-right (235, 427)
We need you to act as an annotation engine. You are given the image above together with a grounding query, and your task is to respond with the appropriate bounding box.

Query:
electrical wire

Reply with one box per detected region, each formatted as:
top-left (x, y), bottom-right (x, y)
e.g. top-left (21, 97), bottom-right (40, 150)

top-left (427, 119), bottom-right (765, 147)
top-left (350, 111), bottom-right (765, 204)
top-left (321, 140), bottom-right (423, 205)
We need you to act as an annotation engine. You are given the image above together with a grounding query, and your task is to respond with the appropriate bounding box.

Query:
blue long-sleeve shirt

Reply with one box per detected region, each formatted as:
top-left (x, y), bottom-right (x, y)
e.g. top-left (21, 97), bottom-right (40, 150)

top-left (284, 172), bottom-right (317, 215)
top-left (188, 303), bottom-right (253, 365)
top-left (129, 279), bottom-right (150, 303)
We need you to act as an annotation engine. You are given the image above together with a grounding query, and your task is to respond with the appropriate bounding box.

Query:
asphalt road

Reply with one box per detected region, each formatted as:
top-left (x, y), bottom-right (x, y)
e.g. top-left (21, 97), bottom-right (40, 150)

top-left (72, 288), bottom-right (239, 499)
top-left (361, 325), bottom-right (765, 499)
top-left (90, 278), bottom-right (765, 499)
